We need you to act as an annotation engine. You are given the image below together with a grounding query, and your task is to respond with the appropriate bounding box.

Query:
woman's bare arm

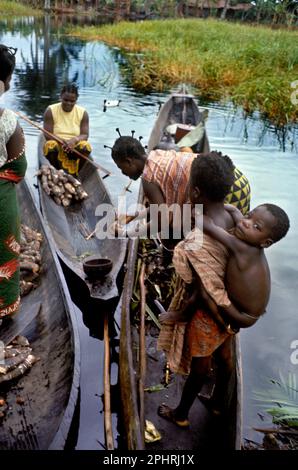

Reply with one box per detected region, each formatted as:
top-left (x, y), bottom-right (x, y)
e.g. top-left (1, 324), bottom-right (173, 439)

top-left (79, 110), bottom-right (89, 141)
top-left (43, 108), bottom-right (55, 141)
top-left (6, 122), bottom-right (25, 161)
top-left (140, 180), bottom-right (166, 237)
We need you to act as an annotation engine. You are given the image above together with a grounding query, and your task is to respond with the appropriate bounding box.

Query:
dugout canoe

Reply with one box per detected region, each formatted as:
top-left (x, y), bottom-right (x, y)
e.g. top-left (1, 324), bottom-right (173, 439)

top-left (37, 135), bottom-right (127, 304)
top-left (0, 179), bottom-right (80, 450)
top-left (119, 90), bottom-right (242, 450)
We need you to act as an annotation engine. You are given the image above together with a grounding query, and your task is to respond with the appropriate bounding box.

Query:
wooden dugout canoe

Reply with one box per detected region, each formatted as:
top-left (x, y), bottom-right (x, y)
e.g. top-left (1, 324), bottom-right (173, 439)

top-left (0, 179), bottom-right (80, 450)
top-left (119, 90), bottom-right (242, 450)
top-left (37, 135), bottom-right (127, 304)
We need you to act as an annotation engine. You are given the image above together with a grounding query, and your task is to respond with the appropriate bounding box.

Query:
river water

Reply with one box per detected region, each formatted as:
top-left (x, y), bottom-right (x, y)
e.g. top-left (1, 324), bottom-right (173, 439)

top-left (1, 15), bottom-right (297, 450)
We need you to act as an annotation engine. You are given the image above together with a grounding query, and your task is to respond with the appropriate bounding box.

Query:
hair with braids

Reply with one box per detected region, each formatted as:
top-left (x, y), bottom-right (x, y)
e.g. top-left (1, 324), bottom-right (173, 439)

top-left (61, 83), bottom-right (79, 97)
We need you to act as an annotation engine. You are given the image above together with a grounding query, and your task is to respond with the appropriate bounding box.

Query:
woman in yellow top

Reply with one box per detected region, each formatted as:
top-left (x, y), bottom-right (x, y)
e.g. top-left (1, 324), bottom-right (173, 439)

top-left (43, 84), bottom-right (92, 175)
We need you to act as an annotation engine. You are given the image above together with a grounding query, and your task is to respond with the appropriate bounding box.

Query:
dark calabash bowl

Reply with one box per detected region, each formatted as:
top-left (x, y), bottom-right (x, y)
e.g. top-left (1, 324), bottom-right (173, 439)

top-left (83, 256), bottom-right (113, 280)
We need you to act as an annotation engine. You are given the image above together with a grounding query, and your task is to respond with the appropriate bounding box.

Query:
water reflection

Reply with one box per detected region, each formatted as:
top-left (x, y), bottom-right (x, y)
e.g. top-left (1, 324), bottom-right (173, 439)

top-left (0, 15), bottom-right (297, 449)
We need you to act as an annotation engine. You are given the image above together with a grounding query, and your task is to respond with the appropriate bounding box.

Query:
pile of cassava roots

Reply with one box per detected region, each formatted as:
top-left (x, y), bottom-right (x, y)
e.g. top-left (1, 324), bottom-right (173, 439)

top-left (38, 164), bottom-right (88, 206)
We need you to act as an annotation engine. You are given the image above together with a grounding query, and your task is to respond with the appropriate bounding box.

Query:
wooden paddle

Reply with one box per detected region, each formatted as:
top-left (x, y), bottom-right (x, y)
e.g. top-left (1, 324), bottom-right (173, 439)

top-left (14, 111), bottom-right (112, 177)
top-left (103, 312), bottom-right (114, 450)
top-left (0, 301), bottom-right (42, 347)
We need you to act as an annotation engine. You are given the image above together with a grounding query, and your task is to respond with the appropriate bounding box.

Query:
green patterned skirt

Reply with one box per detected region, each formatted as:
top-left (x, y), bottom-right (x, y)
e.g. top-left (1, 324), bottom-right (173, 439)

top-left (0, 152), bottom-right (27, 318)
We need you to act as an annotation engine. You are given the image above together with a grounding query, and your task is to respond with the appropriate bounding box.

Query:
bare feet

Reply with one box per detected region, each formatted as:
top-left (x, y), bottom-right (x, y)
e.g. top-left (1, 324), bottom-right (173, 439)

top-left (199, 396), bottom-right (223, 417)
top-left (159, 310), bottom-right (189, 324)
top-left (157, 404), bottom-right (190, 428)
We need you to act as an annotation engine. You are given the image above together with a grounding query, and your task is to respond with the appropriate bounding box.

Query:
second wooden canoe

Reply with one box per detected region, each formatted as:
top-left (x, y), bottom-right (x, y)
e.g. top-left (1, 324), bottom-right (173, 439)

top-left (38, 135), bottom-right (127, 304)
top-left (0, 180), bottom-right (80, 450)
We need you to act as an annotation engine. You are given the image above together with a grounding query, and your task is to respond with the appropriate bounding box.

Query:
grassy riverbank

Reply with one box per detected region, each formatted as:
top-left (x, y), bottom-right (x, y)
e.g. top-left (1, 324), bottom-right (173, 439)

top-left (68, 18), bottom-right (298, 127)
top-left (0, 0), bottom-right (41, 16)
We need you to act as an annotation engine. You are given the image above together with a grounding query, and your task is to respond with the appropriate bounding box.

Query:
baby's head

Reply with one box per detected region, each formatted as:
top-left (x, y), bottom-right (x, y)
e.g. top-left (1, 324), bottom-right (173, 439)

top-left (189, 151), bottom-right (235, 204)
top-left (234, 203), bottom-right (290, 248)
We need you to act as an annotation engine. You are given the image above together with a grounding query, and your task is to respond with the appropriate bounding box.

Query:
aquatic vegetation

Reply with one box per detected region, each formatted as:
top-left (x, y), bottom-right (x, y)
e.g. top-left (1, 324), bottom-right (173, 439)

top-left (254, 372), bottom-right (298, 427)
top-left (67, 18), bottom-right (298, 127)
top-left (0, 0), bottom-right (41, 16)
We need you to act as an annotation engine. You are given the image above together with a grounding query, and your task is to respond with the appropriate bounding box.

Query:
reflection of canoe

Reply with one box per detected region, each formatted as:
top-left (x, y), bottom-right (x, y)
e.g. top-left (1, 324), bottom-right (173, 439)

top-left (38, 135), bottom-right (127, 304)
top-left (0, 180), bottom-right (80, 450)
top-left (119, 91), bottom-right (242, 450)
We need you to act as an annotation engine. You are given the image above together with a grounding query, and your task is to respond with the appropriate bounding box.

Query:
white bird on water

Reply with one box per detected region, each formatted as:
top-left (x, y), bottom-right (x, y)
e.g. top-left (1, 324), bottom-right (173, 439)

top-left (103, 99), bottom-right (121, 112)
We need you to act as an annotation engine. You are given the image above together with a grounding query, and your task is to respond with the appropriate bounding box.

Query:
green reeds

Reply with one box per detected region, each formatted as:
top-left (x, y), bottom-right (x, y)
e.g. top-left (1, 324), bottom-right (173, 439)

top-left (0, 0), bottom-right (41, 16)
top-left (254, 372), bottom-right (298, 427)
top-left (67, 18), bottom-right (298, 127)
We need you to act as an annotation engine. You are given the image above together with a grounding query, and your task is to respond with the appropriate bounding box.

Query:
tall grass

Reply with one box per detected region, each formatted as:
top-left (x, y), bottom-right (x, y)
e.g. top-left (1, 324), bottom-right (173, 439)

top-left (0, 0), bottom-right (41, 16)
top-left (68, 19), bottom-right (298, 127)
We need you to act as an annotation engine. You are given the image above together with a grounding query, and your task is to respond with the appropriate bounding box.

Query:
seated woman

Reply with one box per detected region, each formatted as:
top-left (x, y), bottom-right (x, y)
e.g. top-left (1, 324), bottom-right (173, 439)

top-left (43, 83), bottom-right (91, 176)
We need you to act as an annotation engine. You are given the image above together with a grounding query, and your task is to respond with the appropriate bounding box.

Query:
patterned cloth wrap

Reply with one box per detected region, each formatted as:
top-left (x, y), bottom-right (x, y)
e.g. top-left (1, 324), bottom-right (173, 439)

top-left (143, 149), bottom-right (251, 215)
top-left (0, 109), bottom-right (27, 318)
top-left (157, 228), bottom-right (234, 375)
top-left (44, 139), bottom-right (91, 175)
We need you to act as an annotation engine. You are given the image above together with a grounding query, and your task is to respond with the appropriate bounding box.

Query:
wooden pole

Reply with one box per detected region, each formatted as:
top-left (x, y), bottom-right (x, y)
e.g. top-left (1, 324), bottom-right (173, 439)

top-left (104, 312), bottom-right (114, 450)
top-left (14, 111), bottom-right (112, 177)
top-left (139, 262), bottom-right (146, 441)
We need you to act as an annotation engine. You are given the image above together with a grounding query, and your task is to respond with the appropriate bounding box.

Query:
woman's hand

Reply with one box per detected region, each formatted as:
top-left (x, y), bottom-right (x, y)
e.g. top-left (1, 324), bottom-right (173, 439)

top-left (65, 137), bottom-right (79, 150)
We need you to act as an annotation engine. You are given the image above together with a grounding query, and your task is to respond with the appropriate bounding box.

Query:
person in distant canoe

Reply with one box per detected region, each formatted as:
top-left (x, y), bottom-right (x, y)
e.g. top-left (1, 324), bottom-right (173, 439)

top-left (0, 45), bottom-right (27, 320)
top-left (111, 136), bottom-right (251, 238)
top-left (43, 83), bottom-right (92, 176)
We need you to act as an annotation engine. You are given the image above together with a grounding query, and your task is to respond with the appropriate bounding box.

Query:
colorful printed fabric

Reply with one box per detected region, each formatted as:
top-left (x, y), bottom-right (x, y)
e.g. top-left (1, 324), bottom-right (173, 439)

top-left (142, 149), bottom-right (195, 207)
top-left (187, 308), bottom-right (230, 358)
top-left (172, 228), bottom-right (231, 308)
top-left (0, 152), bottom-right (27, 318)
top-left (157, 309), bottom-right (230, 376)
top-left (43, 140), bottom-right (92, 175)
top-left (157, 228), bottom-right (232, 375)
top-left (142, 150), bottom-right (251, 215)
top-left (225, 166), bottom-right (251, 215)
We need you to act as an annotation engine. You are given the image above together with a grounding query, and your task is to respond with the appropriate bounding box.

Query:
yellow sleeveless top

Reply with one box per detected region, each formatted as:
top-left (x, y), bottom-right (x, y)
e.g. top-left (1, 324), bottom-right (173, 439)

top-left (50, 103), bottom-right (85, 140)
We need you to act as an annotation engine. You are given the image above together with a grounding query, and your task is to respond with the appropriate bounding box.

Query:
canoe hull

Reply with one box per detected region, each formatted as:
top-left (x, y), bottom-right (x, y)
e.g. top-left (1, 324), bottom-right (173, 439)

top-left (0, 180), bottom-right (80, 450)
top-left (38, 136), bottom-right (127, 303)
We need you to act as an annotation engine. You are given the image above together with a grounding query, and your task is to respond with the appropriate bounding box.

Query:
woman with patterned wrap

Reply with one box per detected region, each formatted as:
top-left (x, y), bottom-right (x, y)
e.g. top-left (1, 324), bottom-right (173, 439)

top-left (111, 137), bottom-right (251, 239)
top-left (0, 45), bottom-right (27, 319)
